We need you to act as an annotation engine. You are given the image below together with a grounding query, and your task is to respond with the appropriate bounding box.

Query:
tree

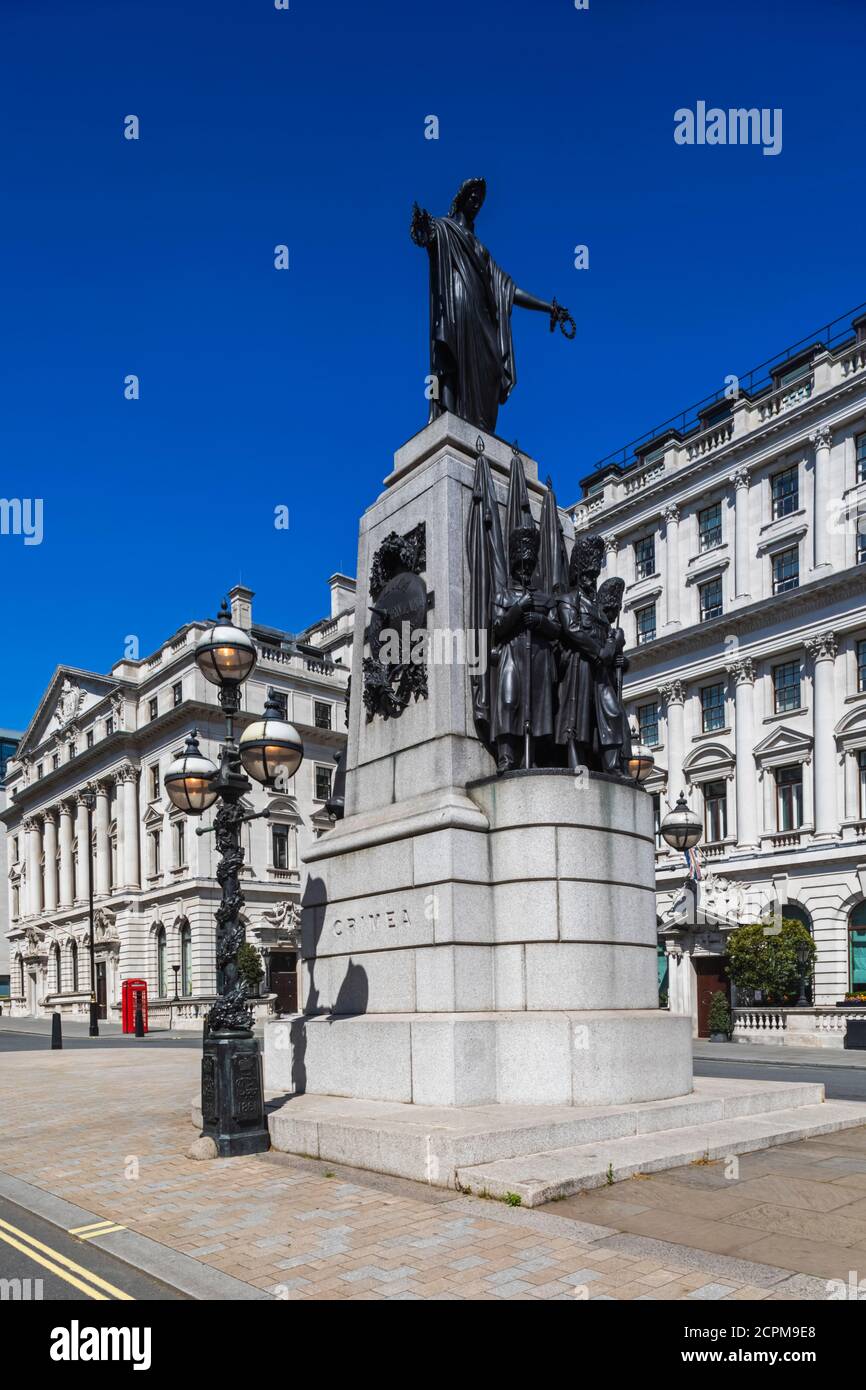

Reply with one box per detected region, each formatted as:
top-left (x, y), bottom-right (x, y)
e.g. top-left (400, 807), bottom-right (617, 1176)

top-left (727, 918), bottom-right (816, 1005)
top-left (237, 942), bottom-right (264, 993)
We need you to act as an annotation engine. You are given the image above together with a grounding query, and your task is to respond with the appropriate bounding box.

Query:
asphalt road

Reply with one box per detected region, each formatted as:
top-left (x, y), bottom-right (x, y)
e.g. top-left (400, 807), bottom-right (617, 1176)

top-left (0, 1196), bottom-right (184, 1301)
top-left (694, 1055), bottom-right (866, 1101)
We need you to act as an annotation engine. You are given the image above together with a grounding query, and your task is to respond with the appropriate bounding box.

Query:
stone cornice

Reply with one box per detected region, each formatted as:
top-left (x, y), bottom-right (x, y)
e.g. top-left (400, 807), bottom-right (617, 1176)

top-left (574, 371), bottom-right (866, 528)
top-left (626, 567), bottom-right (866, 672)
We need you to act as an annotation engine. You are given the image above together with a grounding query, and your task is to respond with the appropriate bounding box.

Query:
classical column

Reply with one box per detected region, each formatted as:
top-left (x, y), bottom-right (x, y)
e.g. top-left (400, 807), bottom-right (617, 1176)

top-left (25, 817), bottom-right (43, 917)
top-left (663, 505), bottom-right (680, 628)
top-left (118, 765), bottom-right (141, 889)
top-left (809, 427), bottom-right (832, 572)
top-left (806, 631), bottom-right (838, 840)
top-left (58, 802), bottom-right (75, 907)
top-left (660, 680), bottom-right (686, 803)
top-left (732, 468), bottom-right (751, 599)
top-left (42, 810), bottom-right (58, 912)
top-left (95, 783), bottom-right (111, 896)
top-left (726, 657), bottom-right (759, 849)
top-left (843, 748), bottom-right (858, 821)
top-left (75, 793), bottom-right (91, 902)
top-left (604, 535), bottom-right (619, 580)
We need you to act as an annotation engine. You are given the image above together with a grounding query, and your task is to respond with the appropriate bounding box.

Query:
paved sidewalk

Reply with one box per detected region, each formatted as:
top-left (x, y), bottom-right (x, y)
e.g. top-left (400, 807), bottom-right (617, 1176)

top-left (0, 1047), bottom-right (858, 1300)
top-left (695, 1040), bottom-right (866, 1069)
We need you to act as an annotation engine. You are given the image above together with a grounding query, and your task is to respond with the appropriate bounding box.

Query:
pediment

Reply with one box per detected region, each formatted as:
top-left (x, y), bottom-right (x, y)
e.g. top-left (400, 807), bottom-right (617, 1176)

top-left (683, 741), bottom-right (735, 774)
top-left (836, 702), bottom-right (866, 744)
top-left (143, 804), bottom-right (165, 827)
top-left (16, 667), bottom-right (123, 761)
top-left (753, 724), bottom-right (813, 762)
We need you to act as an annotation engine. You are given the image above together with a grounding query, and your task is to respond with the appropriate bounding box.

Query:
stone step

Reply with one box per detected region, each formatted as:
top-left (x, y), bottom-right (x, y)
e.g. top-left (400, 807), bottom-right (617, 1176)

top-left (455, 1100), bottom-right (866, 1206)
top-left (261, 1077), bottom-right (861, 1194)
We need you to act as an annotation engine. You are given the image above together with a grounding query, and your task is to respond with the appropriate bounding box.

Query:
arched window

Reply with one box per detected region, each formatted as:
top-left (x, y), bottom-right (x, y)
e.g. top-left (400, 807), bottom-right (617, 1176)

top-left (70, 940), bottom-right (79, 993)
top-left (181, 923), bottom-right (192, 997)
top-left (786, 903), bottom-right (813, 1003)
top-left (850, 903), bottom-right (866, 995)
top-left (156, 925), bottom-right (167, 997)
top-left (52, 943), bottom-right (61, 994)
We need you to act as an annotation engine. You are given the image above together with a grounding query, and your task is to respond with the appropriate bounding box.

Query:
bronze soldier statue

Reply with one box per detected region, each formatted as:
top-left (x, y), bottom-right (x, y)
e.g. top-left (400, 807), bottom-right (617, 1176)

top-left (555, 534), bottom-right (612, 771)
top-left (491, 527), bottom-right (559, 773)
top-left (596, 575), bottom-right (631, 775)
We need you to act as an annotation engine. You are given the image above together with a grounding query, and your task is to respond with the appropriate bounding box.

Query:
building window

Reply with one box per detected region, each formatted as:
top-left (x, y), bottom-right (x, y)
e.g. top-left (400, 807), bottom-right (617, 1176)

top-left (271, 691), bottom-right (288, 718)
top-left (635, 603), bottom-right (656, 646)
top-left (69, 743), bottom-right (77, 760)
top-left (848, 902), bottom-right (866, 994)
top-left (172, 681), bottom-right (182, 707)
top-left (858, 517), bottom-right (866, 566)
top-left (700, 683), bottom-right (726, 733)
top-left (181, 923), bottom-right (192, 997)
top-left (272, 825), bottom-right (289, 869)
top-left (775, 764), bottom-right (803, 831)
top-left (86, 730), bottom-right (94, 749)
top-left (156, 926), bottom-right (167, 997)
top-left (857, 433), bottom-right (866, 484)
top-left (698, 502), bottom-right (722, 552)
top-left (858, 749), bottom-right (866, 820)
top-left (773, 659), bottom-right (801, 713)
top-left (106, 717), bottom-right (114, 736)
top-left (173, 819), bottom-right (186, 868)
top-left (149, 697), bottom-right (158, 721)
top-left (699, 577), bottom-right (723, 622)
top-left (314, 700), bottom-right (332, 730)
top-left (52, 754), bottom-right (59, 770)
top-left (52, 944), bottom-right (61, 994)
top-left (315, 764), bottom-right (333, 802)
top-left (772, 546), bottom-right (799, 594)
top-left (771, 465), bottom-right (798, 519)
top-left (634, 535), bottom-right (655, 580)
top-left (149, 830), bottom-right (161, 877)
top-left (37, 764), bottom-right (43, 780)
top-left (859, 640), bottom-right (866, 694)
top-left (703, 779), bottom-right (728, 843)
top-left (11, 837), bottom-right (18, 863)
top-left (636, 701), bottom-right (660, 747)
top-left (70, 940), bottom-right (79, 993)
top-left (651, 792), bottom-right (662, 850)
top-left (149, 764), bottom-right (160, 801)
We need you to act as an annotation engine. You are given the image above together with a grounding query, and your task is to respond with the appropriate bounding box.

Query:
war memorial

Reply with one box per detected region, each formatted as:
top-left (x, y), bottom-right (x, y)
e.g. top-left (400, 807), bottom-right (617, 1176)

top-left (250, 180), bottom-right (866, 1203)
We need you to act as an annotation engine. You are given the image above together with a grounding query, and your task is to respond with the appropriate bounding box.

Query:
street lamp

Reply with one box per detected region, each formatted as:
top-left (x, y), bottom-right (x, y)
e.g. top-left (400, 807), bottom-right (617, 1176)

top-left (165, 599), bottom-right (305, 1157)
top-left (626, 739), bottom-right (654, 786)
top-left (795, 937), bottom-right (811, 1008)
top-left (78, 787), bottom-right (98, 1038)
top-left (660, 791), bottom-right (702, 853)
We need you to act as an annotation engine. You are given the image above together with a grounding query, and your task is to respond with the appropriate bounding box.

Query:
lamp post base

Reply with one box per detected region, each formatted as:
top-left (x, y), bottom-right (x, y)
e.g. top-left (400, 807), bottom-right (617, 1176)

top-left (200, 1031), bottom-right (269, 1157)
top-left (89, 1001), bottom-right (99, 1038)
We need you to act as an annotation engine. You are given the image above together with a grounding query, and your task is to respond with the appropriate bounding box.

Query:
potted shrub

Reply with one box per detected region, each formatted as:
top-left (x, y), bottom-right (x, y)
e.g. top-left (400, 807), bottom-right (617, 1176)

top-left (707, 991), bottom-right (731, 1042)
top-left (237, 942), bottom-right (265, 998)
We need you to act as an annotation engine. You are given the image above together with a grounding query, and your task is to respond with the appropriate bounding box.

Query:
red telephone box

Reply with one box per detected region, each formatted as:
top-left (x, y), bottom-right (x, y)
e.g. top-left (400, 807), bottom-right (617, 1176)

top-left (122, 978), bottom-right (148, 1034)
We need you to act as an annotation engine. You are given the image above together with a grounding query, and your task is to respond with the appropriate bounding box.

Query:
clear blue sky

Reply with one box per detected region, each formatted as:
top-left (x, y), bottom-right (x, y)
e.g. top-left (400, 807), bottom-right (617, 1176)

top-left (1, 0), bottom-right (864, 729)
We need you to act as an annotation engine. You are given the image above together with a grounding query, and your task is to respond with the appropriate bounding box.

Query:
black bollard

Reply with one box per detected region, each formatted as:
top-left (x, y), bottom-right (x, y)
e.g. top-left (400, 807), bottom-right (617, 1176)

top-left (50, 1012), bottom-right (63, 1050)
top-left (134, 1002), bottom-right (145, 1038)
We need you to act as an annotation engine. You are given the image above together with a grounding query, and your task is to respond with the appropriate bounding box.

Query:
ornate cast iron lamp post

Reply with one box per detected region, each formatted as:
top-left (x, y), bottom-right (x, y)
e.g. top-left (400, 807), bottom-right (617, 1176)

top-left (164, 600), bottom-right (304, 1157)
top-left (78, 787), bottom-right (98, 1037)
top-left (795, 938), bottom-right (811, 1009)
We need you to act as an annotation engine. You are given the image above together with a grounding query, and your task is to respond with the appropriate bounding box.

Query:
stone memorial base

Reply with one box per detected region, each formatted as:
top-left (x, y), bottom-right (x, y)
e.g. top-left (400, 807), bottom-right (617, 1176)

top-left (266, 770), bottom-right (694, 1111)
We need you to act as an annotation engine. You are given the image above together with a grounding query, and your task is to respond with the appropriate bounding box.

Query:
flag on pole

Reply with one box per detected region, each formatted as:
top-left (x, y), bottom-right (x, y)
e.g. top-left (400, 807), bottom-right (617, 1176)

top-left (684, 846), bottom-right (703, 881)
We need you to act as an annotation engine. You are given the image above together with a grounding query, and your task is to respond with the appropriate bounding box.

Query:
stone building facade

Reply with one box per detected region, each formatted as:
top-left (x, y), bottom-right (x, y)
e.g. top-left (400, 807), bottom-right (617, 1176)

top-left (572, 306), bottom-right (866, 1042)
top-left (1, 579), bottom-right (353, 1027)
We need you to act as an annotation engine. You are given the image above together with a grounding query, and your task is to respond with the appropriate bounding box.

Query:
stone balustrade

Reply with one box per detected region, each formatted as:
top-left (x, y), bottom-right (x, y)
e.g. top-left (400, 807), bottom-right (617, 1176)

top-left (733, 1005), bottom-right (866, 1049)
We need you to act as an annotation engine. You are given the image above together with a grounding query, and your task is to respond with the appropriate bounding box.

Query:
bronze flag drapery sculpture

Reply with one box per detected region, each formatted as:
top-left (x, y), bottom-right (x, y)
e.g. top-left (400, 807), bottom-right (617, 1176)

top-left (411, 178), bottom-right (575, 434)
top-left (466, 441), bottom-right (632, 777)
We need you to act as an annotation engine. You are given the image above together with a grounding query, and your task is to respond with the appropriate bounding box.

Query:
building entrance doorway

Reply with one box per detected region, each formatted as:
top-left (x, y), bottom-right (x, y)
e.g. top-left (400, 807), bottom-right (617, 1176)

top-left (269, 951), bottom-right (298, 1014)
top-left (694, 956), bottom-right (730, 1038)
top-left (96, 961), bottom-right (108, 1020)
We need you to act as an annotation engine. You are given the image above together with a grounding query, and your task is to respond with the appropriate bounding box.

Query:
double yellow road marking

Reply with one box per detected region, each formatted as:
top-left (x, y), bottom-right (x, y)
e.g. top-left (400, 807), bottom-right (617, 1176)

top-left (69, 1219), bottom-right (128, 1240)
top-left (0, 1215), bottom-right (134, 1300)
